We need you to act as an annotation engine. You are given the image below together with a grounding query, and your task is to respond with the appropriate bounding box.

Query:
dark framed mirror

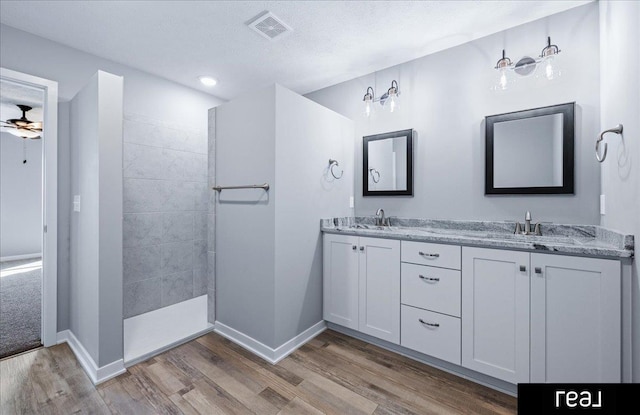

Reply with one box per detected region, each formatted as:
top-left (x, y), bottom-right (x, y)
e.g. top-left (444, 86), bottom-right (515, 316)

top-left (363, 129), bottom-right (413, 196)
top-left (485, 102), bottom-right (575, 195)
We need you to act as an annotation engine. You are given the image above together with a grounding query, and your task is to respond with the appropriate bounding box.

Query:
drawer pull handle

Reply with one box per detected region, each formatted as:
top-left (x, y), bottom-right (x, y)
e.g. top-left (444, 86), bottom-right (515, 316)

top-left (419, 275), bottom-right (440, 282)
top-left (352, 245), bottom-right (357, 250)
top-left (418, 319), bottom-right (439, 328)
top-left (535, 267), bottom-right (542, 274)
top-left (418, 252), bottom-right (440, 258)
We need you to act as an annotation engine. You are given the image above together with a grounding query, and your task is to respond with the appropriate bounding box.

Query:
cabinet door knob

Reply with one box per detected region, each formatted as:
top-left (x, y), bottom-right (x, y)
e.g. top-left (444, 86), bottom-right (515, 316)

top-left (418, 252), bottom-right (440, 258)
top-left (534, 267), bottom-right (542, 274)
top-left (419, 275), bottom-right (440, 282)
top-left (519, 265), bottom-right (526, 272)
top-left (418, 318), bottom-right (439, 328)
top-left (352, 245), bottom-right (357, 250)
top-left (360, 246), bottom-right (365, 252)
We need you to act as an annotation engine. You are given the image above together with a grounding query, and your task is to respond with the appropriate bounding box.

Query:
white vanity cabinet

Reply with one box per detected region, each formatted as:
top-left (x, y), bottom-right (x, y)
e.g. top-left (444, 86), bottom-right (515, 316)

top-left (324, 230), bottom-right (627, 387)
top-left (323, 234), bottom-right (360, 330)
top-left (462, 247), bottom-right (622, 384)
top-left (461, 247), bottom-right (531, 384)
top-left (323, 234), bottom-right (400, 343)
top-left (530, 253), bottom-right (621, 383)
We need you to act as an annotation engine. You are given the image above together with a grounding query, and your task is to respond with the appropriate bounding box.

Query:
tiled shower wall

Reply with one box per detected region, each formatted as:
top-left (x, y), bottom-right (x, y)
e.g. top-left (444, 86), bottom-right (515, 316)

top-left (122, 113), bottom-right (208, 318)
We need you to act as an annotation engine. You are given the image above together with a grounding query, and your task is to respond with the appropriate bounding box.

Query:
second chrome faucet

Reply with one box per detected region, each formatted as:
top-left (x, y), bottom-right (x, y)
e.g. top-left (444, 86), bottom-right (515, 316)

top-left (375, 208), bottom-right (390, 226)
top-left (514, 211), bottom-right (542, 235)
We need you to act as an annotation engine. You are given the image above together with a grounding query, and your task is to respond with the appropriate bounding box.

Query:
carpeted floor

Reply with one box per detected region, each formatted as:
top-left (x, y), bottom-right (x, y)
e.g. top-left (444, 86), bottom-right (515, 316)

top-left (0, 258), bottom-right (41, 359)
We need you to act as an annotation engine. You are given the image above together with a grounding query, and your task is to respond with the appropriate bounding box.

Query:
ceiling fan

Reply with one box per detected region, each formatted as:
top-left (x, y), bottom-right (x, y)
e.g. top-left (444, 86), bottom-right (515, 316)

top-left (1, 104), bottom-right (43, 139)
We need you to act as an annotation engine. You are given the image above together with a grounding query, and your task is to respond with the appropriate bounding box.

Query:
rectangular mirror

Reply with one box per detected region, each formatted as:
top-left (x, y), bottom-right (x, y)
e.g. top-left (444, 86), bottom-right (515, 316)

top-left (485, 102), bottom-right (574, 195)
top-left (363, 129), bottom-right (413, 196)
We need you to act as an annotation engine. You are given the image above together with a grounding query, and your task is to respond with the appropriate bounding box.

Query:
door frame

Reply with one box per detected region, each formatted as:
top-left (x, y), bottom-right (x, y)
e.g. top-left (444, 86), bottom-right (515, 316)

top-left (1, 67), bottom-right (58, 347)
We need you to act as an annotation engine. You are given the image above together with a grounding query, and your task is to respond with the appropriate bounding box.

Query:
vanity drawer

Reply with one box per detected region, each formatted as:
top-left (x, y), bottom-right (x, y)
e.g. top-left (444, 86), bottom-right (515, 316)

top-left (401, 241), bottom-right (461, 270)
top-left (401, 263), bottom-right (461, 317)
top-left (401, 305), bottom-right (461, 365)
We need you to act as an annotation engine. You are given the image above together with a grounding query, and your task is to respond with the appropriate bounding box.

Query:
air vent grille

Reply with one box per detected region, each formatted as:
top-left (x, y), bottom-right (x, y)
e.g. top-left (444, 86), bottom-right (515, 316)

top-left (248, 11), bottom-right (292, 41)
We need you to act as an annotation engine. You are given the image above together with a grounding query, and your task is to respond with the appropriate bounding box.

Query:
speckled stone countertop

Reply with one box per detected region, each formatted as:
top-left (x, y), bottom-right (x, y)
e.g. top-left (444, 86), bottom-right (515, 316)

top-left (321, 217), bottom-right (634, 259)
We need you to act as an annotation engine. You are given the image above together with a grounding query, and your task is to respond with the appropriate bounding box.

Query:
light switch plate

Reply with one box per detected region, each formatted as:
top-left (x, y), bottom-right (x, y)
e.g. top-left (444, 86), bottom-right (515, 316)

top-left (600, 194), bottom-right (605, 215)
top-left (349, 196), bottom-right (354, 208)
top-left (73, 195), bottom-right (81, 212)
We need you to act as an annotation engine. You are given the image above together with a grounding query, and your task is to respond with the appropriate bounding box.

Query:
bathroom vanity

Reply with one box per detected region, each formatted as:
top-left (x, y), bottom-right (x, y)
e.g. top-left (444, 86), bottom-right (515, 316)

top-left (321, 217), bottom-right (634, 390)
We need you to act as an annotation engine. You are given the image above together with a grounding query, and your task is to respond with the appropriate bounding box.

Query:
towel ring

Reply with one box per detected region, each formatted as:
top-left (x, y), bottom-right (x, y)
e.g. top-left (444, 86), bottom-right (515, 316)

top-left (596, 124), bottom-right (623, 162)
top-left (369, 168), bottom-right (380, 183)
top-left (328, 159), bottom-right (343, 179)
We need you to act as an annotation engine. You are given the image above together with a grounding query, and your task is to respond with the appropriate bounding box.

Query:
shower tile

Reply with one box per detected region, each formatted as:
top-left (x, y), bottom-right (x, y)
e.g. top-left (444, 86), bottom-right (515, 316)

top-left (162, 212), bottom-right (194, 243)
top-left (124, 143), bottom-right (164, 179)
top-left (124, 278), bottom-right (161, 318)
top-left (124, 178), bottom-right (164, 213)
top-left (193, 182), bottom-right (209, 211)
top-left (207, 251), bottom-right (215, 292)
top-left (162, 181), bottom-right (195, 212)
top-left (207, 214), bottom-right (215, 248)
top-left (123, 118), bottom-right (162, 147)
top-left (194, 240), bottom-right (207, 271)
top-left (162, 271), bottom-right (193, 307)
top-left (124, 213), bottom-right (162, 248)
top-left (194, 212), bottom-right (207, 241)
top-left (163, 149), bottom-right (199, 181)
top-left (193, 268), bottom-right (207, 297)
top-left (124, 245), bottom-right (161, 284)
top-left (207, 289), bottom-right (215, 323)
top-left (162, 241), bottom-right (193, 274)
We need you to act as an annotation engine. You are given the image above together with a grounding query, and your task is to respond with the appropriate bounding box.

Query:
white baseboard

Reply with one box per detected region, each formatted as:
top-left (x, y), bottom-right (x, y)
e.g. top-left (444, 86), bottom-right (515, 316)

top-left (56, 330), bottom-right (126, 385)
top-left (0, 253), bottom-right (42, 262)
top-left (214, 320), bottom-right (326, 364)
top-left (124, 295), bottom-right (212, 365)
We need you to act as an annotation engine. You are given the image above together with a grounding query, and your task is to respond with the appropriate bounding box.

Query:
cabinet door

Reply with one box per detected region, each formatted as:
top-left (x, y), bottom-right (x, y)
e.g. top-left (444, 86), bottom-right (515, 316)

top-left (323, 234), bottom-right (360, 330)
top-left (462, 247), bottom-right (530, 384)
top-left (530, 254), bottom-right (621, 383)
top-left (359, 237), bottom-right (401, 343)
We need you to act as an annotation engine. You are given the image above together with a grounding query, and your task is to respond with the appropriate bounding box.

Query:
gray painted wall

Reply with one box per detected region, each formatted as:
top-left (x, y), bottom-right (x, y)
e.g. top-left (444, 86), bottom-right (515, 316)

top-left (122, 113), bottom-right (208, 318)
top-left (599, 0), bottom-right (640, 381)
top-left (273, 85), bottom-right (354, 346)
top-left (215, 84), bottom-right (354, 349)
top-left (70, 70), bottom-right (124, 366)
top-left (0, 132), bottom-right (42, 257)
top-left (70, 73), bottom-right (100, 361)
top-left (0, 24), bottom-right (222, 330)
top-left (305, 3), bottom-right (600, 225)
top-left (57, 102), bottom-right (71, 330)
top-left (215, 85), bottom-right (277, 347)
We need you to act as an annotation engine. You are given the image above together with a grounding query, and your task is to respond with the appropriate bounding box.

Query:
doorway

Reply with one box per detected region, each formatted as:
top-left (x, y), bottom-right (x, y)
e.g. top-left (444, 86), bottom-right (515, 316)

top-left (0, 68), bottom-right (58, 358)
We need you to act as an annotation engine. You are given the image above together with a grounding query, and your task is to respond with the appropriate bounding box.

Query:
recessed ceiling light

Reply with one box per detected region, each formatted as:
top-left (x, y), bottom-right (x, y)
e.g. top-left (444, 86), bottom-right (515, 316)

top-left (198, 76), bottom-right (217, 87)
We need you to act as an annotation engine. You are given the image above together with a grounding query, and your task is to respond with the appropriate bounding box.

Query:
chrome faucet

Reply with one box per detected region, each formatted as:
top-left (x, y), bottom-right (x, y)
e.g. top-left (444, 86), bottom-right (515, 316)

top-left (514, 211), bottom-right (542, 235)
top-left (375, 208), bottom-right (389, 226)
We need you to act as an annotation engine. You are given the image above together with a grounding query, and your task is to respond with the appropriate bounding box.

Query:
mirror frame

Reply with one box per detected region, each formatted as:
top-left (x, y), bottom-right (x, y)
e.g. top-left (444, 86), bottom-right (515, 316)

top-left (485, 102), bottom-right (575, 195)
top-left (363, 129), bottom-right (414, 197)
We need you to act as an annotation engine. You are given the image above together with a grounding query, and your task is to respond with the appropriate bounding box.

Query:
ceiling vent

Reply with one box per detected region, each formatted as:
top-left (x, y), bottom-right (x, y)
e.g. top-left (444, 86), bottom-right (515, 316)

top-left (248, 11), bottom-right (292, 41)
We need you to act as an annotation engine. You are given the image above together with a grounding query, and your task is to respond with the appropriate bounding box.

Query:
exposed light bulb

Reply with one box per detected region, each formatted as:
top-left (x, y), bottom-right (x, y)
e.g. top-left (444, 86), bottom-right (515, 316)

top-left (388, 95), bottom-right (397, 113)
top-left (499, 69), bottom-right (508, 90)
top-left (364, 99), bottom-right (373, 117)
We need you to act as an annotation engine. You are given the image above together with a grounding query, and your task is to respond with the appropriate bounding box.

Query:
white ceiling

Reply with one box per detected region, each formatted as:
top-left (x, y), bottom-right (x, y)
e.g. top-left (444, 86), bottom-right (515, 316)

top-left (0, 79), bottom-right (44, 123)
top-left (0, 1), bottom-right (591, 101)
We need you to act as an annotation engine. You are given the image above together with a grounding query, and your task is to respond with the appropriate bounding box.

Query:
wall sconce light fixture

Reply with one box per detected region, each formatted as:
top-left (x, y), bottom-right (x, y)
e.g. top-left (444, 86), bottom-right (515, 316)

top-left (362, 80), bottom-right (400, 117)
top-left (492, 37), bottom-right (562, 91)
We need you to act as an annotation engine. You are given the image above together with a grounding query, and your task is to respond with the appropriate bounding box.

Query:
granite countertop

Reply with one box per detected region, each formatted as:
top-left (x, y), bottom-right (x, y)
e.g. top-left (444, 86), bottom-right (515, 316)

top-left (320, 217), bottom-right (634, 259)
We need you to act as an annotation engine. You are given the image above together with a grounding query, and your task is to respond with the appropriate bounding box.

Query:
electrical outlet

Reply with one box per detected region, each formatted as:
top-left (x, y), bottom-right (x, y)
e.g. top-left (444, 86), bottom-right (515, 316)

top-left (600, 194), bottom-right (605, 215)
top-left (73, 195), bottom-right (81, 212)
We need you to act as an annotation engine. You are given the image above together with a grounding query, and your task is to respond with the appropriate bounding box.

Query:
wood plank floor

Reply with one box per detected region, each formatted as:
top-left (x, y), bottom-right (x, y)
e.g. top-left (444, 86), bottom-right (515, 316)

top-left (1, 330), bottom-right (516, 414)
